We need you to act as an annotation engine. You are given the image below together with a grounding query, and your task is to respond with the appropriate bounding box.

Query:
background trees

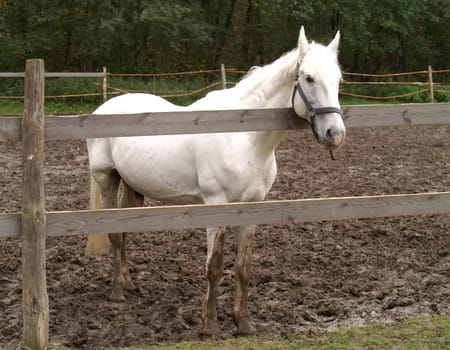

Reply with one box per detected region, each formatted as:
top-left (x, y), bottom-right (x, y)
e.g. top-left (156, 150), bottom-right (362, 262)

top-left (0, 0), bottom-right (449, 73)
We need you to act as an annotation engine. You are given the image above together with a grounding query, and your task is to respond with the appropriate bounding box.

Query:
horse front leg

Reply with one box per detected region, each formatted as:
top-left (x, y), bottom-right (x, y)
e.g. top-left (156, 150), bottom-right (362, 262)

top-left (200, 226), bottom-right (225, 335)
top-left (232, 224), bottom-right (257, 335)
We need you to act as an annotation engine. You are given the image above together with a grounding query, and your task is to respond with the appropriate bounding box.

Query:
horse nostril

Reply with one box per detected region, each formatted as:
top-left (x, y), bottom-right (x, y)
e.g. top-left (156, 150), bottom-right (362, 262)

top-left (326, 128), bottom-right (333, 139)
top-left (326, 128), bottom-right (344, 147)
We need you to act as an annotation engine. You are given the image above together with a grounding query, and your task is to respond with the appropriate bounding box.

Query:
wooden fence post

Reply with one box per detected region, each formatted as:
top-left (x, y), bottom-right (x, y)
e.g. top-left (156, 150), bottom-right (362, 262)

top-left (21, 59), bottom-right (49, 350)
top-left (428, 65), bottom-right (434, 103)
top-left (220, 63), bottom-right (227, 89)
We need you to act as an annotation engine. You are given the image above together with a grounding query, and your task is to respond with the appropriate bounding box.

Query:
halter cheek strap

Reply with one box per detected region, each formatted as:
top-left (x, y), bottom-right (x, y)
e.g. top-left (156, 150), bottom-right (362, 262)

top-left (292, 62), bottom-right (344, 160)
top-left (291, 63), bottom-right (344, 120)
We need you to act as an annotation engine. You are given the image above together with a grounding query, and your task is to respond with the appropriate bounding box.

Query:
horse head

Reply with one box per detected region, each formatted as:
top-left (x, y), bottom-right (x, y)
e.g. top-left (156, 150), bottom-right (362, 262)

top-left (292, 27), bottom-right (346, 154)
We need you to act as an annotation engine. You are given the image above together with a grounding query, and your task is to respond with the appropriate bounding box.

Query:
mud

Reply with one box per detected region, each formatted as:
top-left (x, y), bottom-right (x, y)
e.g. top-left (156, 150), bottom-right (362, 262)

top-left (1, 125), bottom-right (449, 348)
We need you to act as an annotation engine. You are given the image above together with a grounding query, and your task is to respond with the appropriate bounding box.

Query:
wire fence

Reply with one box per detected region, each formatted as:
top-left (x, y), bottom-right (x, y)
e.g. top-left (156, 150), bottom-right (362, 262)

top-left (1, 66), bottom-right (449, 103)
top-left (339, 67), bottom-right (450, 102)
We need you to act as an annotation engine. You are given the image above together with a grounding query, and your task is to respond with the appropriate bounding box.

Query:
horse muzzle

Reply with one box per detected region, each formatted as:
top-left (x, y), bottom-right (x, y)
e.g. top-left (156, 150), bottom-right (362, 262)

top-left (320, 127), bottom-right (345, 150)
top-left (310, 113), bottom-right (346, 151)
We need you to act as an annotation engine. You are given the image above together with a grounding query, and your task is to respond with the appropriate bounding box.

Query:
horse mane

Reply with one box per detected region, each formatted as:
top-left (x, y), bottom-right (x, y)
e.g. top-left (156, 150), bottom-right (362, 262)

top-left (194, 41), bottom-right (339, 109)
top-left (234, 49), bottom-right (299, 93)
top-left (234, 41), bottom-right (339, 94)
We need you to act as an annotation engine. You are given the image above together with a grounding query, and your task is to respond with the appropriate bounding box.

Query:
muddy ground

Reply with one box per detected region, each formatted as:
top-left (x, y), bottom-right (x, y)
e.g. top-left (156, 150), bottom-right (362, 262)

top-left (1, 124), bottom-right (449, 349)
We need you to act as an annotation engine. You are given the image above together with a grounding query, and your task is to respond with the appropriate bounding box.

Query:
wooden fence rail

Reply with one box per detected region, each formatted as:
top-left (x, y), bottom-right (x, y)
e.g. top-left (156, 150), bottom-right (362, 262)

top-left (1, 103), bottom-right (450, 142)
top-left (2, 192), bottom-right (450, 239)
top-left (1, 59), bottom-right (450, 350)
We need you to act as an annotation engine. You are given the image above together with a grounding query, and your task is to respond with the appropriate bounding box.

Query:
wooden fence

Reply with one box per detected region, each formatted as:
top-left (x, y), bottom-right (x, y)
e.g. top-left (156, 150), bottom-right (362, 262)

top-left (1, 59), bottom-right (450, 349)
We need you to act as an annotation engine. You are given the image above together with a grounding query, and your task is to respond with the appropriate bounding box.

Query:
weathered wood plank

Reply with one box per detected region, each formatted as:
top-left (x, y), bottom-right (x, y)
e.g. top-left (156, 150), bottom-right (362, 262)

top-left (44, 192), bottom-right (450, 236)
top-left (2, 192), bottom-right (449, 238)
top-left (42, 102), bottom-right (450, 140)
top-left (44, 72), bottom-right (105, 78)
top-left (44, 108), bottom-right (307, 140)
top-left (343, 103), bottom-right (450, 127)
top-left (0, 72), bottom-right (25, 78)
top-left (21, 59), bottom-right (49, 350)
top-left (0, 72), bottom-right (104, 78)
top-left (1, 103), bottom-right (450, 142)
top-left (0, 213), bottom-right (20, 238)
top-left (0, 116), bottom-right (22, 141)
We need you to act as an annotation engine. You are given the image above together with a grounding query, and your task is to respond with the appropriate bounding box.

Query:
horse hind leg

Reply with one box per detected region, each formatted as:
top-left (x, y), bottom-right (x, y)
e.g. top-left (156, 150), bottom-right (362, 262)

top-left (85, 173), bottom-right (115, 255)
top-left (200, 226), bottom-right (226, 336)
top-left (86, 168), bottom-right (124, 300)
top-left (232, 224), bottom-right (257, 335)
top-left (108, 181), bottom-right (142, 301)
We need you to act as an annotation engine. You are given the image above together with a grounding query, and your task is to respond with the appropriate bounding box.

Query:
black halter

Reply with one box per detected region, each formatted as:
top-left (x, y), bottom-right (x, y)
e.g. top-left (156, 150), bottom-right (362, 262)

top-left (291, 63), bottom-right (344, 160)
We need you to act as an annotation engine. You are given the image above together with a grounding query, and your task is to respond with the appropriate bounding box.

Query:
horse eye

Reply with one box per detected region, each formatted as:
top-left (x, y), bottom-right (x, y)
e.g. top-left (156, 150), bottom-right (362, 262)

top-left (305, 75), bottom-right (314, 83)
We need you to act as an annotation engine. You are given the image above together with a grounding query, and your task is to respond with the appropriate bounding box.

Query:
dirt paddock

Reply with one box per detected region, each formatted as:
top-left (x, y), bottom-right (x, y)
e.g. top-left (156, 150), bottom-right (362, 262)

top-left (1, 124), bottom-right (449, 348)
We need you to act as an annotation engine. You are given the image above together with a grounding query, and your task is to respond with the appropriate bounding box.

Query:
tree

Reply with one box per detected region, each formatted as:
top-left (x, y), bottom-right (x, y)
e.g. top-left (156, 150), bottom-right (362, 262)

top-left (0, 0), bottom-right (448, 74)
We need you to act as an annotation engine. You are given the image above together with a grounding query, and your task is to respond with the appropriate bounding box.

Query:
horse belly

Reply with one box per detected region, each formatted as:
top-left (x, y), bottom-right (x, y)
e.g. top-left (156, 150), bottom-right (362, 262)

top-left (111, 137), bottom-right (203, 204)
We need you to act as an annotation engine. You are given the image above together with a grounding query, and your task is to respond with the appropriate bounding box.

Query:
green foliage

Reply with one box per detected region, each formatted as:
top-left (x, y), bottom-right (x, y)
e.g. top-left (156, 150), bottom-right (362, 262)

top-left (0, 0), bottom-right (448, 109)
top-left (0, 1), bottom-right (448, 74)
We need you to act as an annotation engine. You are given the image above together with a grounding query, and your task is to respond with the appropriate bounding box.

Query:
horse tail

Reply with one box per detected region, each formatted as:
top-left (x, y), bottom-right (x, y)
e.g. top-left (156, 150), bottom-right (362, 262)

top-left (85, 175), bottom-right (111, 256)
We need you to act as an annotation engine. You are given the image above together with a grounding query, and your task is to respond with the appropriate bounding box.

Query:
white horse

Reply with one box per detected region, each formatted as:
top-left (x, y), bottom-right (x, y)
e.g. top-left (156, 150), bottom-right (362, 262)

top-left (85, 27), bottom-right (345, 336)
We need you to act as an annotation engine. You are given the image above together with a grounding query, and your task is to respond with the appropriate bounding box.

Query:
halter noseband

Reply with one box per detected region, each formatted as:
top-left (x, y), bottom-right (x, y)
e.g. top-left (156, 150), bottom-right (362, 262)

top-left (291, 63), bottom-right (344, 160)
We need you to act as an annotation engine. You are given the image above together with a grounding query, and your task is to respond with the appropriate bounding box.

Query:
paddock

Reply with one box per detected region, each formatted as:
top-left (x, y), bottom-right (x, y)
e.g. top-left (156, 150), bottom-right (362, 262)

top-left (0, 60), bottom-right (449, 349)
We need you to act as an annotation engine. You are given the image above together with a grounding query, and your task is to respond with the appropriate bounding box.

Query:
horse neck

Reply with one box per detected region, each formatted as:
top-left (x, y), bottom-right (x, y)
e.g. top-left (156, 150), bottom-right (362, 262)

top-left (191, 50), bottom-right (298, 159)
top-left (244, 73), bottom-right (295, 158)
top-left (237, 49), bottom-right (298, 109)
top-left (236, 51), bottom-right (298, 158)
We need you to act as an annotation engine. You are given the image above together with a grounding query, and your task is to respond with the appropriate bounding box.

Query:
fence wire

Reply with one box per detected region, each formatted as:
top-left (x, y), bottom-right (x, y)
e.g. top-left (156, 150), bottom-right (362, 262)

top-left (0, 67), bottom-right (449, 102)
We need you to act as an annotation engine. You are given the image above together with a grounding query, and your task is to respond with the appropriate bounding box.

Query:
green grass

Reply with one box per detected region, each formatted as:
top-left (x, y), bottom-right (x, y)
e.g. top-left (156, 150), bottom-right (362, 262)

top-left (0, 100), bottom-right (99, 115)
top-left (114, 315), bottom-right (450, 350)
top-left (0, 74), bottom-right (228, 116)
top-left (21, 314), bottom-right (447, 350)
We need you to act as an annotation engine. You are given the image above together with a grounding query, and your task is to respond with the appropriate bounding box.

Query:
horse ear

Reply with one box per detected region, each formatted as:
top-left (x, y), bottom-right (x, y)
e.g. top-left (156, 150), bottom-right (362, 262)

top-left (328, 30), bottom-right (340, 55)
top-left (298, 26), bottom-right (309, 60)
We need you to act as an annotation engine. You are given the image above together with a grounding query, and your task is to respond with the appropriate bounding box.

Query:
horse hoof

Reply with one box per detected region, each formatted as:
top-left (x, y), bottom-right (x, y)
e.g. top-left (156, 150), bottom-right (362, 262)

top-left (198, 321), bottom-right (220, 337)
top-left (234, 321), bottom-right (257, 337)
top-left (124, 280), bottom-right (136, 291)
top-left (109, 290), bottom-right (126, 302)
